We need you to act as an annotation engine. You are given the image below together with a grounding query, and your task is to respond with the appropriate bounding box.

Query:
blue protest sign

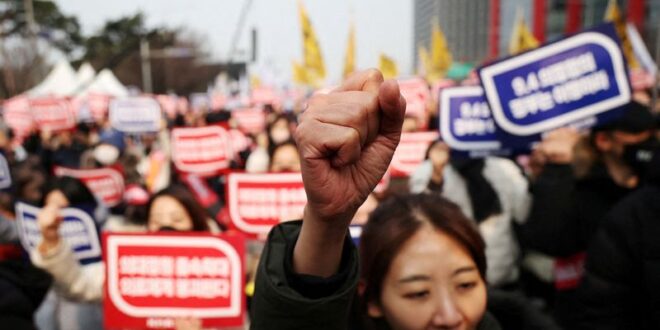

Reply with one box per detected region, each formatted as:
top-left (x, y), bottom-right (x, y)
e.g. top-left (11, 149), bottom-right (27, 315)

top-left (440, 86), bottom-right (503, 157)
top-left (479, 24), bottom-right (630, 146)
top-left (0, 153), bottom-right (11, 189)
top-left (109, 97), bottom-right (162, 133)
top-left (15, 202), bottom-right (102, 264)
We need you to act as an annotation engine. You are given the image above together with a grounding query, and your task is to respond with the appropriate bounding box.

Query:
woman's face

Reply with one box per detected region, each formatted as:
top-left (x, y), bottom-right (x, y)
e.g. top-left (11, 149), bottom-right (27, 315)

top-left (270, 144), bottom-right (301, 172)
top-left (45, 190), bottom-right (69, 208)
top-left (269, 118), bottom-right (291, 144)
top-left (147, 196), bottom-right (194, 232)
top-left (369, 226), bottom-right (487, 330)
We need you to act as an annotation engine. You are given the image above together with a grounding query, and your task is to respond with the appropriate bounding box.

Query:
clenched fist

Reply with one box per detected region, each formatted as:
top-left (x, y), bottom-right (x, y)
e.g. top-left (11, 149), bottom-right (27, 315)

top-left (293, 69), bottom-right (406, 277)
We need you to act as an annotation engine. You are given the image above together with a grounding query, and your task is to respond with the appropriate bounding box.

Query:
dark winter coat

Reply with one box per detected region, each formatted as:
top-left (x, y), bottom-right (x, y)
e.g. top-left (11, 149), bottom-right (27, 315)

top-left (575, 184), bottom-right (660, 329)
top-left (250, 221), bottom-right (509, 330)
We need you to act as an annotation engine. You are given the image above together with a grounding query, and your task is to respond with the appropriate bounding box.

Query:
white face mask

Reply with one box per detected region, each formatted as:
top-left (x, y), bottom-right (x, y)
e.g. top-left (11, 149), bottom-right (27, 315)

top-left (94, 144), bottom-right (120, 165)
top-left (270, 128), bottom-right (290, 144)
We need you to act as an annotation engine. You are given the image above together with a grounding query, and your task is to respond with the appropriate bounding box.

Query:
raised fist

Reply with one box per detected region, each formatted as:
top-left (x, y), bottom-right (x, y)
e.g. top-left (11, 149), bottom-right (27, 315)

top-left (295, 69), bottom-right (406, 224)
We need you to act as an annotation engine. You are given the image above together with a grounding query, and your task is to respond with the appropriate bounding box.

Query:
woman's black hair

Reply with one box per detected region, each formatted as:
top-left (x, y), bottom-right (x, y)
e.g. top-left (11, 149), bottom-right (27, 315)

top-left (146, 184), bottom-right (211, 232)
top-left (43, 176), bottom-right (97, 207)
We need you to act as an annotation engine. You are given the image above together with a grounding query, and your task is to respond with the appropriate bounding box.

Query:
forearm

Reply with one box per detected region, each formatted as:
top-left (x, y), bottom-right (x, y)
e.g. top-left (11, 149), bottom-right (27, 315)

top-left (293, 206), bottom-right (352, 277)
top-left (31, 240), bottom-right (104, 302)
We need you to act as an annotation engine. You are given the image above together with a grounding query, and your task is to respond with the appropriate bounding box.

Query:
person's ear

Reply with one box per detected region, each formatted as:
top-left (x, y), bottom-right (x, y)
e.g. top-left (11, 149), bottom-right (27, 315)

top-left (594, 132), bottom-right (613, 152)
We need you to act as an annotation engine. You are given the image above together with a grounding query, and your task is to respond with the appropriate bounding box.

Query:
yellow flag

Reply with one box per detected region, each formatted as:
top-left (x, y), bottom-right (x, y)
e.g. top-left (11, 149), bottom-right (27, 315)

top-left (250, 74), bottom-right (261, 88)
top-left (343, 24), bottom-right (356, 79)
top-left (292, 61), bottom-right (310, 85)
top-left (604, 0), bottom-right (638, 69)
top-left (379, 53), bottom-right (398, 79)
top-left (427, 21), bottom-right (452, 82)
top-left (417, 45), bottom-right (431, 76)
top-left (298, 0), bottom-right (326, 82)
top-left (509, 10), bottom-right (539, 55)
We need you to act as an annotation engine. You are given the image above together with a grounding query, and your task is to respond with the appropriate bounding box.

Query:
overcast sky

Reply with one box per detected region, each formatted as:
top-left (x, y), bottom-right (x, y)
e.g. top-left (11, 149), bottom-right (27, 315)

top-left (54, 0), bottom-right (413, 85)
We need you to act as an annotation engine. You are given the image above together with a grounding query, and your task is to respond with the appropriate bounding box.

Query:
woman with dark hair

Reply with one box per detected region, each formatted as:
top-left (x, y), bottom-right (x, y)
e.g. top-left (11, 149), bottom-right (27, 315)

top-left (41, 176), bottom-right (97, 209)
top-left (146, 184), bottom-right (211, 232)
top-left (250, 70), bottom-right (495, 329)
top-left (251, 70), bottom-right (556, 330)
top-left (409, 140), bottom-right (531, 288)
top-left (30, 184), bottom-right (220, 304)
top-left (358, 194), bottom-right (492, 329)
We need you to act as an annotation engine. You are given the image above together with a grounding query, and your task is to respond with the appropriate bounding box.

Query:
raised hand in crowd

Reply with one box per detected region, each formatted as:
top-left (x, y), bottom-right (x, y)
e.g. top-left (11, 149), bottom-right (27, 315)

top-left (36, 204), bottom-right (63, 253)
top-left (293, 69), bottom-right (406, 277)
top-left (36, 187), bottom-right (71, 255)
top-left (534, 127), bottom-right (582, 165)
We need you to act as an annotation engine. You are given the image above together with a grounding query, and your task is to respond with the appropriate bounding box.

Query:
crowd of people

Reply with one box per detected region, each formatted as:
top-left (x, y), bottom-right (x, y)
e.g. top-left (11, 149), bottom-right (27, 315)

top-left (0, 68), bottom-right (658, 330)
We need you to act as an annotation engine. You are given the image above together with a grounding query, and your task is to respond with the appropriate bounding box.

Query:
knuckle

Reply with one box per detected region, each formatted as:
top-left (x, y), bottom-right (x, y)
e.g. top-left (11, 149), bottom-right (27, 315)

top-left (347, 127), bottom-right (361, 143)
top-left (293, 124), bottom-right (306, 143)
top-left (306, 94), bottom-right (327, 112)
top-left (366, 68), bottom-right (384, 82)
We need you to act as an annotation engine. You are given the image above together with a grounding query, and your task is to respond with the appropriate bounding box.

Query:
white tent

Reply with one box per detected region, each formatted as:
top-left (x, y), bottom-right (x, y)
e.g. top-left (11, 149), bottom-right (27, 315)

top-left (27, 60), bottom-right (79, 97)
top-left (77, 69), bottom-right (128, 97)
top-left (75, 62), bottom-right (96, 90)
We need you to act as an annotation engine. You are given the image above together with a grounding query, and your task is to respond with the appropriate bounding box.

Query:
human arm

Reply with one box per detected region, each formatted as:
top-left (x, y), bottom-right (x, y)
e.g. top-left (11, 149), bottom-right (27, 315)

top-left (292, 69), bottom-right (405, 277)
top-left (250, 69), bottom-right (405, 329)
top-left (517, 128), bottom-right (584, 256)
top-left (30, 204), bottom-right (104, 302)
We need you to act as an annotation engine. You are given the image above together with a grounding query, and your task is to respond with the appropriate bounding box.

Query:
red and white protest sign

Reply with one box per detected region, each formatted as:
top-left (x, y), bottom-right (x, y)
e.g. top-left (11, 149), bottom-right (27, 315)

top-left (172, 126), bottom-right (231, 175)
top-left (103, 233), bottom-right (245, 329)
top-left (227, 172), bottom-right (305, 237)
top-left (231, 108), bottom-right (266, 135)
top-left (29, 97), bottom-right (76, 131)
top-left (54, 167), bottom-right (125, 207)
top-left (399, 78), bottom-right (430, 127)
top-left (389, 131), bottom-right (439, 177)
top-left (2, 95), bottom-right (34, 139)
top-left (251, 86), bottom-right (280, 106)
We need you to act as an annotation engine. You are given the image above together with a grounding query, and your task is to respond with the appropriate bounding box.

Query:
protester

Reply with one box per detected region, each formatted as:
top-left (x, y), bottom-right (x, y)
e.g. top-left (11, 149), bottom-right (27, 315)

top-left (409, 140), bottom-right (531, 288)
top-left (250, 69), bottom-right (557, 330)
top-left (31, 176), bottom-right (106, 330)
top-left (517, 101), bottom-right (657, 326)
top-left (574, 151), bottom-right (660, 329)
top-left (269, 141), bottom-right (301, 172)
top-left (30, 183), bottom-right (221, 303)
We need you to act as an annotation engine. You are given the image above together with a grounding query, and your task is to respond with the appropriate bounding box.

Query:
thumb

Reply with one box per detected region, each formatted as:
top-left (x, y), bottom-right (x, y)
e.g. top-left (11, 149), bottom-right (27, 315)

top-left (377, 80), bottom-right (406, 140)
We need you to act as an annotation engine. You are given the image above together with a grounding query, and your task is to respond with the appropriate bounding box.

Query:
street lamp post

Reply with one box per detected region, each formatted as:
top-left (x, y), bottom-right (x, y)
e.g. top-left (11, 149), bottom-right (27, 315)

top-left (140, 39), bottom-right (153, 94)
top-left (139, 39), bottom-right (194, 94)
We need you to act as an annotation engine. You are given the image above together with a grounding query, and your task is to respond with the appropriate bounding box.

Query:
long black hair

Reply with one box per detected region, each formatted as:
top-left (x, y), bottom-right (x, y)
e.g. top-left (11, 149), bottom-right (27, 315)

top-left (42, 176), bottom-right (97, 207)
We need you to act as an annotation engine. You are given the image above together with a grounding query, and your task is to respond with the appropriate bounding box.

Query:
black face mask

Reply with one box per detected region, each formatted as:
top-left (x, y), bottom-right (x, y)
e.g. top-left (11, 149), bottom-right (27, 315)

top-left (157, 226), bottom-right (180, 232)
top-left (622, 138), bottom-right (659, 179)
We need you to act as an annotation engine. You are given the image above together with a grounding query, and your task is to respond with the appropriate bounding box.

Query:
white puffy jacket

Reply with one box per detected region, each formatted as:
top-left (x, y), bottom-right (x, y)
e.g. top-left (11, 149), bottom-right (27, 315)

top-left (409, 157), bottom-right (531, 287)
